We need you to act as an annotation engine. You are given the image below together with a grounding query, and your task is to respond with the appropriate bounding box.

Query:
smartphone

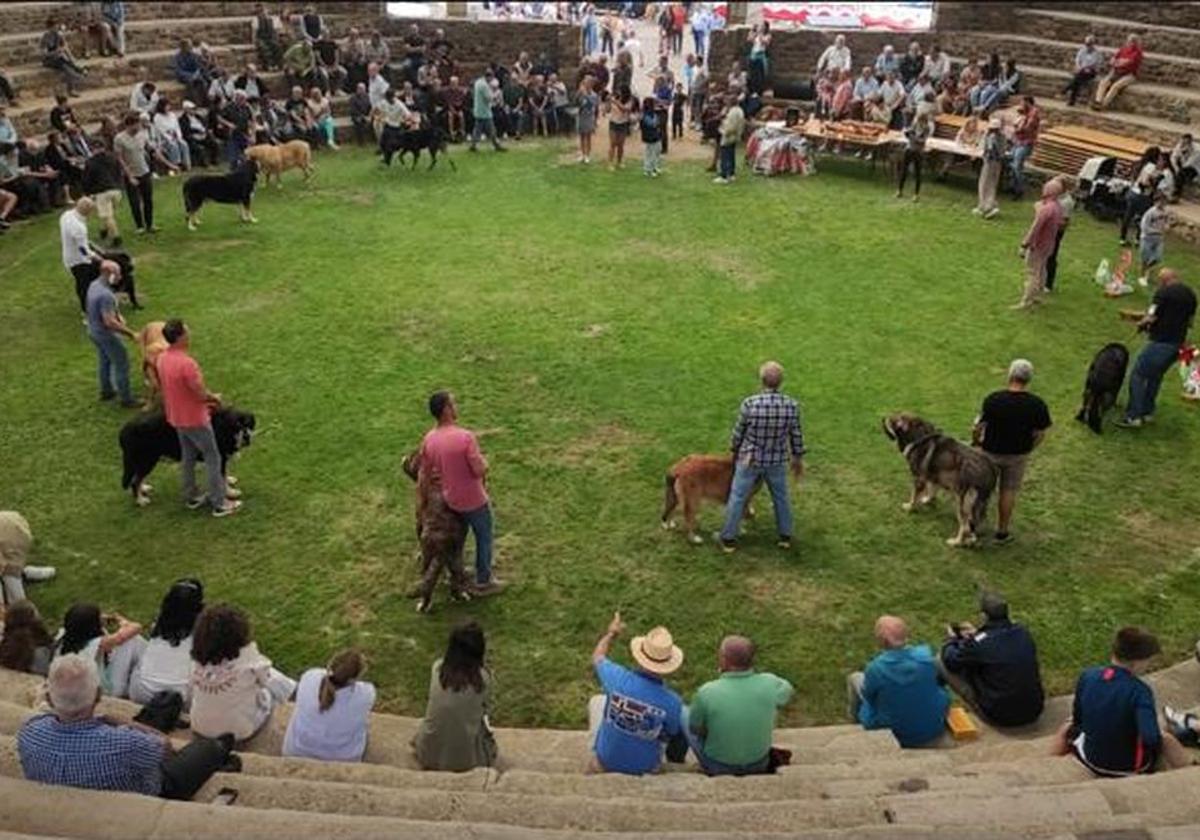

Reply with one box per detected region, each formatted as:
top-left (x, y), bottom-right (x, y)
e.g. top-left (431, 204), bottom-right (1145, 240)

top-left (212, 787), bottom-right (238, 806)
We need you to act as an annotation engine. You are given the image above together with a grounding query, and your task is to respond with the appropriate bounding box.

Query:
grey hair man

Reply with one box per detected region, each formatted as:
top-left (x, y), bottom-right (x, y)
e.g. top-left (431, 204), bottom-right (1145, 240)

top-left (17, 654), bottom-right (236, 798)
top-left (717, 361), bottom-right (805, 552)
top-left (972, 359), bottom-right (1052, 544)
top-left (85, 258), bottom-right (139, 408)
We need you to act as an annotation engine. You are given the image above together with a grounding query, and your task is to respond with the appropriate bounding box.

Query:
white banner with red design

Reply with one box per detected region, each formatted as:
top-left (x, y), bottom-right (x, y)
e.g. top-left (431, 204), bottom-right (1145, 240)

top-left (761, 2), bottom-right (934, 32)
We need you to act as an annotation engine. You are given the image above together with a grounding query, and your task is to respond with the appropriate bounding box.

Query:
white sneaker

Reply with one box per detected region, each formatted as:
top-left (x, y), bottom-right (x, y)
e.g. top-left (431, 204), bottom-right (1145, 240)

top-left (22, 565), bottom-right (56, 582)
top-left (1137, 275), bottom-right (1149, 287)
top-left (712, 176), bottom-right (727, 184)
top-left (971, 207), bottom-right (982, 216)
top-left (984, 208), bottom-right (1000, 219)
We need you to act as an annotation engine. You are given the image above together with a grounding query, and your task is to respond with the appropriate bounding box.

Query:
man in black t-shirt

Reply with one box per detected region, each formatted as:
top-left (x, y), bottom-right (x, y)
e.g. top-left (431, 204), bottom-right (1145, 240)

top-left (973, 359), bottom-right (1052, 545)
top-left (1119, 269), bottom-right (1196, 428)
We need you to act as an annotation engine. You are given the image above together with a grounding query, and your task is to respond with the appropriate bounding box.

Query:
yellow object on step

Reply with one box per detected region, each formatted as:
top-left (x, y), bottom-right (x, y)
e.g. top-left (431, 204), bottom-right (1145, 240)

top-left (946, 706), bottom-right (979, 741)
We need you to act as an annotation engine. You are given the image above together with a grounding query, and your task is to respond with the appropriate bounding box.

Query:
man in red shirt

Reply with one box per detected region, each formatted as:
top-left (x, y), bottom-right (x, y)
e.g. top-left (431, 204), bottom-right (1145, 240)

top-left (155, 319), bottom-right (241, 518)
top-left (1008, 95), bottom-right (1040, 199)
top-left (418, 391), bottom-right (503, 595)
top-left (1093, 34), bottom-right (1142, 111)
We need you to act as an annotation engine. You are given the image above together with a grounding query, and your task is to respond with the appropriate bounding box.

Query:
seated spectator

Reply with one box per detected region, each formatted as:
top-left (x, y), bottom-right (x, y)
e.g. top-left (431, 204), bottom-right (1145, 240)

top-left (49, 94), bottom-right (76, 133)
top-left (0, 146), bottom-right (56, 218)
top-left (685, 635), bottom-right (792, 776)
top-left (0, 68), bottom-right (19, 106)
top-left (306, 86), bottom-right (337, 149)
top-left (314, 35), bottom-right (346, 95)
top-left (283, 38), bottom-right (318, 92)
top-left (864, 92), bottom-right (890, 126)
top-left (189, 604), bottom-right (296, 743)
top-left (848, 615), bottom-right (948, 748)
top-left (129, 79), bottom-right (159, 115)
top-left (285, 85), bottom-right (316, 142)
top-left (940, 592), bottom-right (1044, 727)
top-left (412, 622), bottom-right (496, 771)
top-left (1053, 627), bottom-right (1194, 774)
top-left (1094, 34), bottom-right (1143, 111)
top-left (906, 72), bottom-right (935, 116)
top-left (953, 111), bottom-right (984, 149)
top-left (925, 44), bottom-right (950, 85)
top-left (365, 30), bottom-right (391, 74)
top-left (207, 66), bottom-right (235, 104)
top-left (349, 82), bottom-right (373, 145)
top-left (548, 72), bottom-right (570, 133)
top-left (1, 510), bottom-right (56, 605)
top-left (342, 28), bottom-right (369, 90)
top-left (1170, 133), bottom-right (1198, 200)
top-left (18, 654), bottom-right (236, 798)
top-left (898, 40), bottom-right (925, 88)
top-left (850, 66), bottom-right (878, 120)
top-left (873, 44), bottom-right (898, 80)
top-left (179, 101), bottom-right (219, 168)
top-left (878, 70), bottom-right (905, 129)
top-left (0, 600), bottom-right (54, 675)
top-left (233, 63), bottom-right (264, 100)
top-left (129, 579), bottom-right (204, 705)
top-left (283, 649), bottom-right (375, 762)
top-left (815, 70), bottom-right (835, 120)
top-left (979, 58), bottom-right (1022, 113)
top-left (43, 130), bottom-right (85, 201)
top-left (253, 3), bottom-right (282, 70)
top-left (53, 602), bottom-right (145, 699)
top-left (828, 69), bottom-right (853, 121)
top-left (1063, 35), bottom-right (1104, 107)
top-left (41, 18), bottom-right (87, 98)
top-left (588, 611), bottom-right (683, 775)
top-left (152, 99), bottom-right (191, 171)
top-left (173, 39), bottom-right (210, 105)
top-left (301, 3), bottom-right (325, 42)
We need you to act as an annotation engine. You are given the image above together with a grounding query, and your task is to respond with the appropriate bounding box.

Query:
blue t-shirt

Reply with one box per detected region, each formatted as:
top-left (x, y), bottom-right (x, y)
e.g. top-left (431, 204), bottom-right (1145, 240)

top-left (85, 279), bottom-right (117, 340)
top-left (593, 657), bottom-right (682, 775)
top-left (1071, 665), bottom-right (1161, 775)
top-left (858, 644), bottom-right (948, 747)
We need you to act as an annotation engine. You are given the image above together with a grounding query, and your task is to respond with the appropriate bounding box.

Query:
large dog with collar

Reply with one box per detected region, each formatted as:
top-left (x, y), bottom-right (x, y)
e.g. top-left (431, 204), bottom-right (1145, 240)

top-left (401, 450), bottom-right (471, 613)
top-left (882, 413), bottom-right (998, 546)
top-left (183, 159), bottom-right (258, 230)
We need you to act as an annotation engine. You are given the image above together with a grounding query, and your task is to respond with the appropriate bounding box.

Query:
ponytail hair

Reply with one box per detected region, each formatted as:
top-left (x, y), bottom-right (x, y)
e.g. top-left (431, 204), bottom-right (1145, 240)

top-left (318, 649), bottom-right (364, 713)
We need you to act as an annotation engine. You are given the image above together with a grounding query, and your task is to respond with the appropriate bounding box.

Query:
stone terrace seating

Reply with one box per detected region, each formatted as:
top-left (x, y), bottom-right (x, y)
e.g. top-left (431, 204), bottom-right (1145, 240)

top-left (3, 659), bottom-right (1200, 838)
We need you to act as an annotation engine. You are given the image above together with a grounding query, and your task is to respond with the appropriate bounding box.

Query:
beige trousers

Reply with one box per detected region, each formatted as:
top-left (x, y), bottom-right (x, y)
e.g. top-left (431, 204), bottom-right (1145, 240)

top-left (1094, 73), bottom-right (1135, 109)
top-left (92, 188), bottom-right (122, 237)
top-left (977, 159), bottom-right (1001, 213)
top-left (1020, 248), bottom-right (1050, 306)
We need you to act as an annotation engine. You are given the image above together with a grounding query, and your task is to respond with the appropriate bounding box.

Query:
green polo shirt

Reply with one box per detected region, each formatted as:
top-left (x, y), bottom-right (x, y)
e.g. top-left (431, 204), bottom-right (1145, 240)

top-left (687, 670), bottom-right (794, 766)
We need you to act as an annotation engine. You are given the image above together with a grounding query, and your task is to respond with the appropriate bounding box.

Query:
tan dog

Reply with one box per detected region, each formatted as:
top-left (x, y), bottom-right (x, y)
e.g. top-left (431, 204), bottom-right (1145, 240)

top-left (245, 140), bottom-right (313, 188)
top-left (136, 320), bottom-right (168, 402)
top-left (661, 455), bottom-right (758, 544)
top-left (401, 450), bottom-right (471, 613)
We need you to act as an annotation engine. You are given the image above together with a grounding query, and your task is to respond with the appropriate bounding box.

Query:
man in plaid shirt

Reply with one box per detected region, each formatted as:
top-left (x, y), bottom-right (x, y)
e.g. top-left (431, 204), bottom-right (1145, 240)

top-left (717, 361), bottom-right (805, 552)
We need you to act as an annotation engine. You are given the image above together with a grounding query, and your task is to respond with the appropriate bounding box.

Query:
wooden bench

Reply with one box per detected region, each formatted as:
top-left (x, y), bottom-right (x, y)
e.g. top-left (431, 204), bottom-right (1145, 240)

top-left (1032, 127), bottom-right (1148, 179)
top-left (934, 114), bottom-right (969, 141)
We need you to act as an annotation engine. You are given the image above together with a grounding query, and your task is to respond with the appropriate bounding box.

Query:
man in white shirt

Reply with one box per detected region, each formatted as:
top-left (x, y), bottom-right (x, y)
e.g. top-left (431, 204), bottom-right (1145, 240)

top-left (816, 34), bottom-right (852, 77)
top-left (1171, 133), bottom-right (1198, 200)
top-left (366, 61), bottom-right (389, 109)
top-left (128, 79), bottom-right (159, 114)
top-left (60, 196), bottom-right (101, 312)
top-left (878, 70), bottom-right (905, 129)
top-left (925, 45), bottom-right (950, 84)
top-left (1063, 35), bottom-right (1105, 107)
top-left (375, 87), bottom-right (416, 166)
top-left (850, 65), bottom-right (878, 119)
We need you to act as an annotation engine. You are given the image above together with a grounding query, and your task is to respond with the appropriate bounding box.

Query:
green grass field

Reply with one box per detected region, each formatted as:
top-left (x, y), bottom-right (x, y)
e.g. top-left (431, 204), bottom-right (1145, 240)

top-left (3, 142), bottom-right (1200, 728)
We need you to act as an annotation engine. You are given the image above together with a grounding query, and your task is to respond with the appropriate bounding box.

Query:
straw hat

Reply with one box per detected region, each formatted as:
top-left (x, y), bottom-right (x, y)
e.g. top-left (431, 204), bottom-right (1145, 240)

top-left (630, 626), bottom-right (684, 675)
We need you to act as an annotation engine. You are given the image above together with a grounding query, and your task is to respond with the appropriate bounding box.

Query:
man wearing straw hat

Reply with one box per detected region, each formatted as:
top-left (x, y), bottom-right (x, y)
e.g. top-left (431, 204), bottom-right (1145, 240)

top-left (588, 611), bottom-right (684, 775)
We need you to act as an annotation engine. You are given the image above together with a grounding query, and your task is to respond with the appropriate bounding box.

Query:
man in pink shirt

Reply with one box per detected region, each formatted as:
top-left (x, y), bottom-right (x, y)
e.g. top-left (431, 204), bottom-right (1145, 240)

top-left (1013, 180), bottom-right (1065, 310)
top-left (155, 319), bottom-right (241, 518)
top-left (419, 391), bottom-right (503, 595)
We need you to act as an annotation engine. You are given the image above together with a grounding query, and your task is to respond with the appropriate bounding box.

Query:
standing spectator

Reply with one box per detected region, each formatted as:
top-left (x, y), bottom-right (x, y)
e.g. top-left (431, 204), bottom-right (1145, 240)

top-left (0, 512), bottom-right (55, 608)
top-left (60, 196), bottom-right (102, 311)
top-left (895, 110), bottom-right (931, 202)
top-left (1043, 175), bottom-right (1075, 292)
top-left (1093, 34), bottom-right (1143, 111)
top-left (606, 85), bottom-right (635, 169)
top-left (85, 260), bottom-right (138, 408)
top-left (816, 34), bottom-right (852, 77)
top-left (548, 72), bottom-right (569, 134)
top-left (130, 579), bottom-right (205, 705)
top-left (690, 61), bottom-right (709, 128)
top-left (18, 655), bottom-right (236, 798)
top-left (301, 4), bottom-right (325, 41)
top-left (746, 22), bottom-right (771, 95)
top-left (0, 600), bottom-right (54, 675)
top-left (712, 89), bottom-right (745, 185)
top-left (940, 592), bottom-right (1045, 727)
top-left (847, 616), bottom-right (948, 748)
top-left (53, 602), bottom-right (145, 699)
top-left (1118, 269), bottom-right (1196, 428)
top-left (190, 604), bottom-right (296, 742)
top-left (973, 359), bottom-right (1052, 544)
top-left (348, 82), bottom-right (373, 145)
top-left (1013, 179), bottom-right (1064, 309)
top-left (599, 10), bottom-right (617, 58)
top-left (588, 611), bottom-right (684, 776)
top-left (413, 622), bottom-right (497, 771)
top-left (685, 635), bottom-right (793, 776)
top-left (253, 4), bottom-right (282, 70)
top-left (469, 69), bottom-right (505, 152)
top-left (898, 40), bottom-right (925, 88)
top-left (1136, 191), bottom-right (1170, 287)
top-left (973, 116), bottom-right (1006, 219)
top-left (1063, 35), bottom-right (1103, 106)
top-left (716, 361), bottom-right (804, 551)
top-left (1170, 133), bottom-right (1198, 200)
top-left (40, 19), bottom-right (87, 98)
top-left (100, 2), bottom-right (126, 58)
top-left (1008, 95), bottom-right (1040, 199)
top-left (1052, 627), bottom-right (1194, 775)
top-left (114, 113), bottom-right (174, 234)
top-left (419, 391), bottom-right (505, 595)
top-left (576, 75), bottom-right (599, 163)
top-left (640, 95), bottom-right (663, 177)
top-left (671, 83), bottom-right (686, 140)
top-left (219, 89), bottom-right (254, 168)
top-left (443, 75), bottom-right (466, 141)
top-left (691, 5), bottom-right (711, 59)
top-left (283, 649), bottom-right (375, 762)
top-left (1119, 147), bottom-right (1162, 245)
top-left (81, 145), bottom-right (123, 245)
top-left (155, 319), bottom-right (241, 516)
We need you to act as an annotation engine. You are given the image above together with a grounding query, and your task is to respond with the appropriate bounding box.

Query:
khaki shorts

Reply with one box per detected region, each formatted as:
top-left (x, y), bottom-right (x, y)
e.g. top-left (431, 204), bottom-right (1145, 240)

top-left (92, 188), bottom-right (122, 221)
top-left (988, 453), bottom-right (1028, 492)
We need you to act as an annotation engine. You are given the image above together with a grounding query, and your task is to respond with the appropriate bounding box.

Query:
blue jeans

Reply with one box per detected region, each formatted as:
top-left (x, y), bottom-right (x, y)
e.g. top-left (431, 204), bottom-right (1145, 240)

top-left (470, 117), bottom-right (500, 150)
top-left (719, 462), bottom-right (792, 543)
top-left (460, 503), bottom-right (494, 584)
top-left (681, 709), bottom-right (770, 776)
top-left (90, 331), bottom-right (132, 402)
top-left (1127, 341), bottom-right (1180, 421)
top-left (719, 143), bottom-right (736, 179)
top-left (1010, 142), bottom-right (1033, 197)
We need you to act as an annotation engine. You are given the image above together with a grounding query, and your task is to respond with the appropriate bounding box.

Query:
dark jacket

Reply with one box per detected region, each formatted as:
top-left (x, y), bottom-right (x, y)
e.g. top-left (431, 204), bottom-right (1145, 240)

top-left (941, 618), bottom-right (1044, 727)
top-left (82, 150), bottom-right (122, 195)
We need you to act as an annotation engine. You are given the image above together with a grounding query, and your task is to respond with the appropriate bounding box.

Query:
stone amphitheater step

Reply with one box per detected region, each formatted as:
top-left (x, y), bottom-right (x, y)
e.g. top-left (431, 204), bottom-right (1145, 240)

top-left (1024, 2), bottom-right (1200, 30)
top-left (947, 30), bottom-right (1200, 88)
top-left (0, 17), bottom-right (257, 67)
top-left (0, 2), bottom-right (365, 35)
top-left (1007, 9), bottom-right (1200, 61)
top-left (7, 79), bottom-right (184, 136)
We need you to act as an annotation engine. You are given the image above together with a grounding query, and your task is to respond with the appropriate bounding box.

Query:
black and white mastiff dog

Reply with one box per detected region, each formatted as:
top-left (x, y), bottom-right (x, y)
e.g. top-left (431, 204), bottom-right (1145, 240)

top-left (882, 413), bottom-right (999, 547)
top-left (1075, 342), bottom-right (1130, 434)
top-left (120, 407), bottom-right (256, 506)
top-left (183, 159), bottom-right (258, 230)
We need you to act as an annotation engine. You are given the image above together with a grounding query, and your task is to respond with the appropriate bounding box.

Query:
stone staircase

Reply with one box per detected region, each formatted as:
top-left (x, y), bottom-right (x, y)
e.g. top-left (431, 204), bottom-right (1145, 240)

top-left (3, 660), bottom-right (1200, 838)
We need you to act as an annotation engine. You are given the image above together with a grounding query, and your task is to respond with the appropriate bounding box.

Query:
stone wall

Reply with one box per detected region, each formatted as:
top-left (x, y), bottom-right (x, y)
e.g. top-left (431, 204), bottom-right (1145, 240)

top-left (379, 17), bottom-right (581, 82)
top-left (0, 1), bottom-right (382, 32)
top-left (709, 29), bottom-right (913, 88)
top-left (1022, 1), bottom-right (1200, 28)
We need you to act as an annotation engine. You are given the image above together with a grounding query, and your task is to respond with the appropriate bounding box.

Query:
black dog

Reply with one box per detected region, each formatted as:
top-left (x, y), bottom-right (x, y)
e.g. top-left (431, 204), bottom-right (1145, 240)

top-left (1076, 343), bottom-right (1130, 434)
top-left (384, 125), bottom-right (456, 171)
top-left (182, 160), bottom-right (258, 230)
top-left (100, 249), bottom-right (141, 309)
top-left (120, 407), bottom-right (256, 506)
